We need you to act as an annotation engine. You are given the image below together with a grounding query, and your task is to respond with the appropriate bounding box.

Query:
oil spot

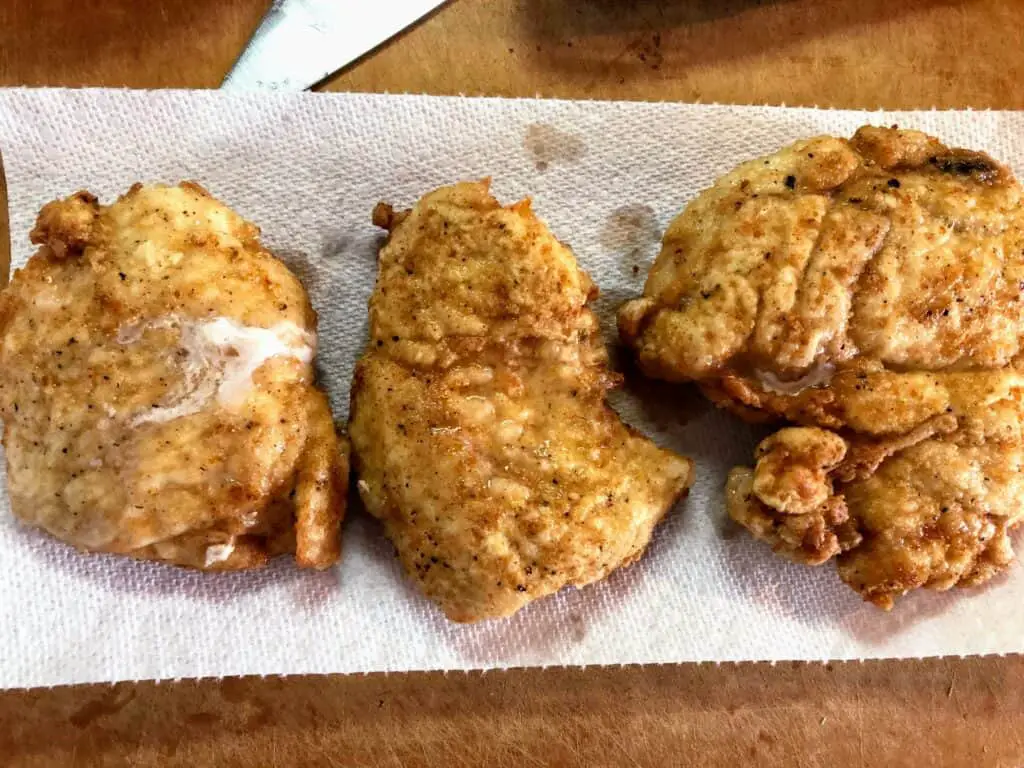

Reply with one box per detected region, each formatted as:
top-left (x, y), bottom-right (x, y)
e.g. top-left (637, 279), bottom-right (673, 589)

top-left (600, 204), bottom-right (658, 280)
top-left (601, 204), bottom-right (658, 253)
top-left (68, 685), bottom-right (137, 728)
top-left (571, 611), bottom-right (587, 642)
top-left (524, 123), bottom-right (586, 172)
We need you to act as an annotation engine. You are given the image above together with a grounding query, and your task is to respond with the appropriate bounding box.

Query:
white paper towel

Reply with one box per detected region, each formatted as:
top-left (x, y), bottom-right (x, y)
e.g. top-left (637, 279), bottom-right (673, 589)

top-left (0, 89), bottom-right (1022, 689)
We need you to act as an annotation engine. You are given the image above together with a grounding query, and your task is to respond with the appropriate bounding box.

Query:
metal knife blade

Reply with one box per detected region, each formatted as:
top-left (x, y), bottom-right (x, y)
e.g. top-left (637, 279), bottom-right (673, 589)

top-left (0, 150), bottom-right (10, 287)
top-left (223, 0), bottom-right (447, 91)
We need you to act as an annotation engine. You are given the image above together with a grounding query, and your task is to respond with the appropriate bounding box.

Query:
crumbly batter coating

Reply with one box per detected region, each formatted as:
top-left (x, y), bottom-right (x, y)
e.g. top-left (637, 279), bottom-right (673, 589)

top-left (621, 127), bottom-right (1024, 608)
top-left (351, 181), bottom-right (693, 621)
top-left (0, 183), bottom-right (346, 570)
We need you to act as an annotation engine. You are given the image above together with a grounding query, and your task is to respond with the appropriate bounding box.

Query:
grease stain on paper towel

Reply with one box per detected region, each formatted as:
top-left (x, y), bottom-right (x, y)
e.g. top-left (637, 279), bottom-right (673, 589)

top-left (600, 203), bottom-right (659, 278)
top-left (524, 123), bottom-right (586, 171)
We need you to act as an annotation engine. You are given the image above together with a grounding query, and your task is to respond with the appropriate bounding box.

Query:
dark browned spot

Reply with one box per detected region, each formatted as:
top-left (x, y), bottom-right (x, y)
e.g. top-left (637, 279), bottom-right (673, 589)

top-left (929, 151), bottom-right (1002, 183)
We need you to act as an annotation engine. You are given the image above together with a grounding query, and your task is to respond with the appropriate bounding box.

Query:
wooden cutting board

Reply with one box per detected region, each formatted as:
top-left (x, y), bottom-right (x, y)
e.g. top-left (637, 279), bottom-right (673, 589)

top-left (2, 1), bottom-right (1024, 765)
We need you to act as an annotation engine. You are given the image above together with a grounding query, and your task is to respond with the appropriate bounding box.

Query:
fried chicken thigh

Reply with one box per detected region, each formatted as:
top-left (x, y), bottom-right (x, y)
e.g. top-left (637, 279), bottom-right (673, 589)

top-left (0, 183), bottom-right (346, 570)
top-left (620, 126), bottom-right (1024, 608)
top-left (350, 181), bottom-right (693, 622)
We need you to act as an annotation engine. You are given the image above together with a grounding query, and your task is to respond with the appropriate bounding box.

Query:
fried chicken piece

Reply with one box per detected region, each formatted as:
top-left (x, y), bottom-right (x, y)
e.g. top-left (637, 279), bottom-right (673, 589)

top-left (728, 409), bottom-right (1022, 609)
top-left (350, 181), bottom-right (693, 622)
top-left (620, 126), bottom-right (1024, 607)
top-left (0, 183), bottom-right (346, 570)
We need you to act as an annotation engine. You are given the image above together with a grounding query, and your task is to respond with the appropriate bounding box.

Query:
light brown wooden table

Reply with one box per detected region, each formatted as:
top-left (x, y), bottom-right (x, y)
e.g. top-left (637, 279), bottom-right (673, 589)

top-left (2, 1), bottom-right (1024, 765)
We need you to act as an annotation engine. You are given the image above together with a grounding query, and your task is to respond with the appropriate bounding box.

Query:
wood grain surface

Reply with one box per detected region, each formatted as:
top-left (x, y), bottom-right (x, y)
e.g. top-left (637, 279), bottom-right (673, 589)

top-left (2, 1), bottom-right (1024, 766)
top-left (2, 658), bottom-right (1022, 767)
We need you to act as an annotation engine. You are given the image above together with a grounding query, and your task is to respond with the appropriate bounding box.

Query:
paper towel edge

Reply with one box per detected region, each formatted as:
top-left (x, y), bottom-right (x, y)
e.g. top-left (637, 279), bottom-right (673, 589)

top-left (5, 652), bottom-right (1021, 692)
top-left (0, 85), bottom-right (1009, 117)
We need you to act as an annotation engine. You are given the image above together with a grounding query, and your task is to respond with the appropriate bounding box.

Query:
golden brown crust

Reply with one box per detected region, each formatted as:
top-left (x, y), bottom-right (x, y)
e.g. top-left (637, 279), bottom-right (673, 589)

top-left (620, 126), bottom-right (1022, 383)
top-left (0, 183), bottom-right (345, 570)
top-left (726, 428), bottom-right (861, 567)
top-left (727, 400), bottom-right (1024, 608)
top-left (293, 393), bottom-right (348, 569)
top-left (624, 126), bottom-right (1024, 608)
top-left (350, 180), bottom-right (693, 622)
top-left (30, 190), bottom-right (100, 259)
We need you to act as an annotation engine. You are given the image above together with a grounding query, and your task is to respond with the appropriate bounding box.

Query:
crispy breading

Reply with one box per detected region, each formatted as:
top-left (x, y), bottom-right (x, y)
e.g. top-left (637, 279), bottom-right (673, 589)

top-left (350, 181), bottom-right (693, 622)
top-left (0, 183), bottom-right (346, 570)
top-left (621, 127), bottom-right (1024, 608)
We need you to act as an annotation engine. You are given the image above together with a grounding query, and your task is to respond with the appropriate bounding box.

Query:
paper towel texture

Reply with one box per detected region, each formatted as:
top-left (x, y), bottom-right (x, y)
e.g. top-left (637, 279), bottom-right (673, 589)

top-left (0, 89), bottom-right (1022, 689)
